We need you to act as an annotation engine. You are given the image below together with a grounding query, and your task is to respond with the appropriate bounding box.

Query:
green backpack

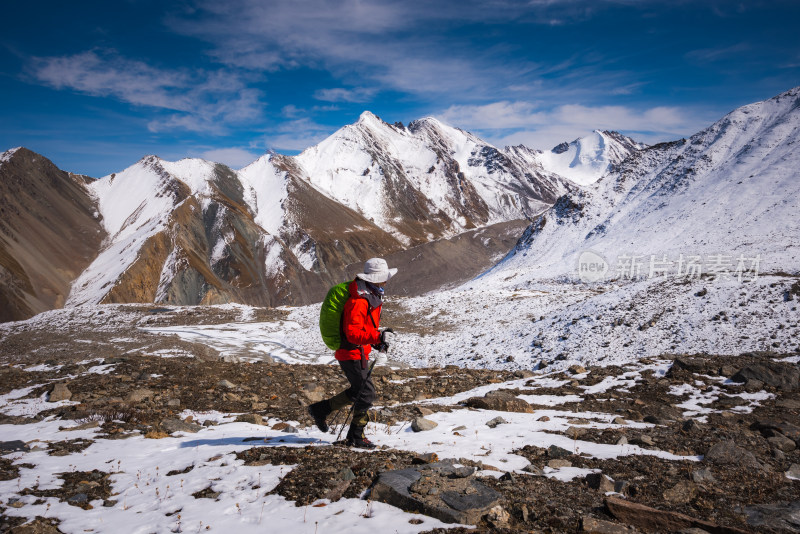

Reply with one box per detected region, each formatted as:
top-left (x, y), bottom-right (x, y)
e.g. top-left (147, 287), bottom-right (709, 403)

top-left (319, 281), bottom-right (352, 350)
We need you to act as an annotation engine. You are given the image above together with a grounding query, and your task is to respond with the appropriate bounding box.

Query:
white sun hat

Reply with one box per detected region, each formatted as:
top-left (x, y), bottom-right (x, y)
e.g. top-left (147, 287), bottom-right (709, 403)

top-left (355, 257), bottom-right (398, 284)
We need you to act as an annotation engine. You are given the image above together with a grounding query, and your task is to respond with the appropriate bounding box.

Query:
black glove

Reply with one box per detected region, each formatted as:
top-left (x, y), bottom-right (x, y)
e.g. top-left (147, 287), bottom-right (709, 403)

top-left (372, 328), bottom-right (394, 352)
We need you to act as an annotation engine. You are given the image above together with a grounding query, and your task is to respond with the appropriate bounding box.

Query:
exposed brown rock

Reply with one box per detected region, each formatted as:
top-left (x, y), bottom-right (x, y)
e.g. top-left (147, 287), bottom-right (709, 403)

top-left (0, 148), bottom-right (105, 321)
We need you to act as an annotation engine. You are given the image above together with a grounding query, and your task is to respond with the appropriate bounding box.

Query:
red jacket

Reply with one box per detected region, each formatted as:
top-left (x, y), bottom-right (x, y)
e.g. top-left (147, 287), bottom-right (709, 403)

top-left (335, 279), bottom-right (382, 362)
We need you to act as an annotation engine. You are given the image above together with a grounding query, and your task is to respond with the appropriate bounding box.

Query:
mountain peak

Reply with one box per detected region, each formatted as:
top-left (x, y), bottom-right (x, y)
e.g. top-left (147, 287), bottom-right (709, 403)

top-left (538, 130), bottom-right (644, 186)
top-left (0, 146), bottom-right (22, 163)
top-left (357, 110), bottom-right (384, 125)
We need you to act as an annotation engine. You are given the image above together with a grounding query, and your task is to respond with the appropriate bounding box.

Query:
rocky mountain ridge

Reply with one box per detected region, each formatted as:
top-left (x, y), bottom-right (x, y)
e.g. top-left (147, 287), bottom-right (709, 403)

top-left (488, 86), bottom-right (800, 284)
top-left (2, 111), bottom-right (610, 321)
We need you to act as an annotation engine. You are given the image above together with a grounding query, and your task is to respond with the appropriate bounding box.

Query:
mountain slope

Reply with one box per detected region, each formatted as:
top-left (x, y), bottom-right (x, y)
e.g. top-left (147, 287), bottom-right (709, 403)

top-left (0, 148), bottom-right (105, 321)
top-left (488, 86), bottom-right (800, 283)
top-left (294, 112), bottom-right (568, 244)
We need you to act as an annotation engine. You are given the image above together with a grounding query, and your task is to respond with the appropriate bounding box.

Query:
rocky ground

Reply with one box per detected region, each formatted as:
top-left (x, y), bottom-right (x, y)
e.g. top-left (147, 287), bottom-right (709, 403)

top-left (1, 307), bottom-right (800, 533)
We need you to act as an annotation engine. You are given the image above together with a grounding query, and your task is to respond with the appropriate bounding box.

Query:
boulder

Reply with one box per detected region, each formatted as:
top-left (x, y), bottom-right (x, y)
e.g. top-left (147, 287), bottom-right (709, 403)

top-left (371, 460), bottom-right (502, 525)
top-left (744, 501), bottom-right (800, 531)
top-left (161, 418), bottom-right (203, 434)
top-left (731, 362), bottom-right (800, 391)
top-left (217, 379), bottom-right (237, 389)
top-left (785, 464), bottom-right (800, 480)
top-left (768, 433), bottom-right (797, 452)
top-left (605, 496), bottom-right (747, 533)
top-left (464, 392), bottom-right (533, 413)
top-left (753, 420), bottom-right (800, 443)
top-left (0, 440), bottom-right (28, 454)
top-left (236, 414), bottom-right (264, 425)
top-left (486, 416), bottom-right (507, 428)
top-left (704, 440), bottom-right (763, 471)
top-left (411, 417), bottom-right (438, 432)
top-left (48, 382), bottom-right (72, 402)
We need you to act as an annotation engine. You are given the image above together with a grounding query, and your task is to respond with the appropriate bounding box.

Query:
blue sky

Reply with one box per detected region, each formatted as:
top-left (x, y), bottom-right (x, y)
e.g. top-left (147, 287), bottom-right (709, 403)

top-left (1, 0), bottom-right (799, 176)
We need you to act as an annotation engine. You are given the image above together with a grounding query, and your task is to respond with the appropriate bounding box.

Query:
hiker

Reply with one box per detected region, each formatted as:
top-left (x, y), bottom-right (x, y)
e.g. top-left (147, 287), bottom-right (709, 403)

top-left (309, 257), bottom-right (397, 448)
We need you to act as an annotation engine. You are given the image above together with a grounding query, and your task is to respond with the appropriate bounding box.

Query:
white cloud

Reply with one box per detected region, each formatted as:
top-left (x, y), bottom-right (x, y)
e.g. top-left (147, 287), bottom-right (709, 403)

top-left (438, 100), bottom-right (715, 151)
top-left (29, 50), bottom-right (264, 133)
top-left (264, 118), bottom-right (337, 153)
top-left (200, 147), bottom-right (261, 168)
top-left (313, 87), bottom-right (376, 103)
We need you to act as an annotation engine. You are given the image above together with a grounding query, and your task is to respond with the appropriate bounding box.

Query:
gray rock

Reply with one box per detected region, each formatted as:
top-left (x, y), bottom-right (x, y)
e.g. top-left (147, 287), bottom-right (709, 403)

top-left (548, 444), bottom-right (572, 458)
top-left (566, 426), bottom-right (587, 439)
top-left (167, 398), bottom-right (181, 408)
top-left (217, 379), bottom-right (237, 389)
top-left (692, 468), bottom-right (717, 484)
top-left (744, 501), bottom-right (800, 531)
top-left (731, 362), bottom-right (800, 391)
top-left (616, 436), bottom-right (628, 446)
top-left (235, 414), bottom-right (264, 425)
top-left (411, 417), bottom-right (438, 432)
top-left (632, 435), bottom-right (655, 447)
top-left (464, 392), bottom-right (533, 413)
top-left (220, 355), bottom-right (241, 363)
top-left (768, 433), bottom-right (797, 452)
top-left (585, 472), bottom-right (615, 492)
top-left (486, 416), bottom-right (507, 428)
top-left (412, 406), bottom-right (434, 417)
top-left (126, 388), bottom-right (154, 403)
top-left (785, 464), bottom-right (800, 480)
top-left (67, 493), bottom-right (89, 505)
top-left (0, 440), bottom-right (28, 453)
top-left (547, 459), bottom-right (572, 468)
top-left (522, 464), bottom-right (544, 476)
top-left (704, 440), bottom-right (763, 470)
top-left (450, 466), bottom-right (475, 478)
top-left (440, 483), bottom-right (501, 514)
top-left (754, 420), bottom-right (800, 442)
top-left (336, 467), bottom-right (356, 481)
top-left (371, 463), bottom-right (502, 525)
top-left (48, 382), bottom-right (72, 402)
top-left (161, 418), bottom-right (203, 434)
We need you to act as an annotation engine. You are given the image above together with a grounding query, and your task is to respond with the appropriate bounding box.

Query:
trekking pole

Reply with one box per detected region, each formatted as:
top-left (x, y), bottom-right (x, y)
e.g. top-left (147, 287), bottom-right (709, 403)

top-left (336, 356), bottom-right (380, 443)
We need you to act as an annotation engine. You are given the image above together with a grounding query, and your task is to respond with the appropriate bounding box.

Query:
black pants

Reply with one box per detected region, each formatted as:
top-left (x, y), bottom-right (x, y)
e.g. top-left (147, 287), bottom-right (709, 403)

top-left (339, 359), bottom-right (375, 411)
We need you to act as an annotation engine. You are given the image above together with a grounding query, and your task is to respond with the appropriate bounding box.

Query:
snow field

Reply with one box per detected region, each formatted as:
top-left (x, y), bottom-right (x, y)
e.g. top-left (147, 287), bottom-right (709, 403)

top-left (2, 355), bottom-right (734, 534)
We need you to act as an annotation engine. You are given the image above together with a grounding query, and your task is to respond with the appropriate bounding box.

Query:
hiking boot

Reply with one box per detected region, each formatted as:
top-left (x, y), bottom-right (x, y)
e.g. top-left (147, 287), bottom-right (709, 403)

top-left (346, 410), bottom-right (374, 448)
top-left (346, 435), bottom-right (377, 449)
top-left (308, 401), bottom-right (330, 432)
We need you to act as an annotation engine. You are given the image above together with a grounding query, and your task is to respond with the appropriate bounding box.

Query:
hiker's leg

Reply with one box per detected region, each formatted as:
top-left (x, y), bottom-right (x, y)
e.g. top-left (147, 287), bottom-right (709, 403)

top-left (338, 359), bottom-right (375, 412)
top-left (308, 388), bottom-right (350, 432)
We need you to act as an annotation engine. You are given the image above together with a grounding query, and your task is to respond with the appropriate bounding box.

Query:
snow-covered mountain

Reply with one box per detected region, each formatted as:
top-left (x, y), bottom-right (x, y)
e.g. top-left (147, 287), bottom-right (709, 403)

top-left (53, 112), bottom-right (576, 311)
top-left (295, 111), bottom-right (568, 244)
top-left (488, 86), bottom-right (800, 284)
top-left (537, 130), bottom-right (646, 186)
top-left (5, 88), bottom-right (798, 321)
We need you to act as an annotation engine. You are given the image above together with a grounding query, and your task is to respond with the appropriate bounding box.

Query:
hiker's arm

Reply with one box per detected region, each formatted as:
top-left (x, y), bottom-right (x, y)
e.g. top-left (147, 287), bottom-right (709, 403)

top-left (343, 299), bottom-right (381, 346)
